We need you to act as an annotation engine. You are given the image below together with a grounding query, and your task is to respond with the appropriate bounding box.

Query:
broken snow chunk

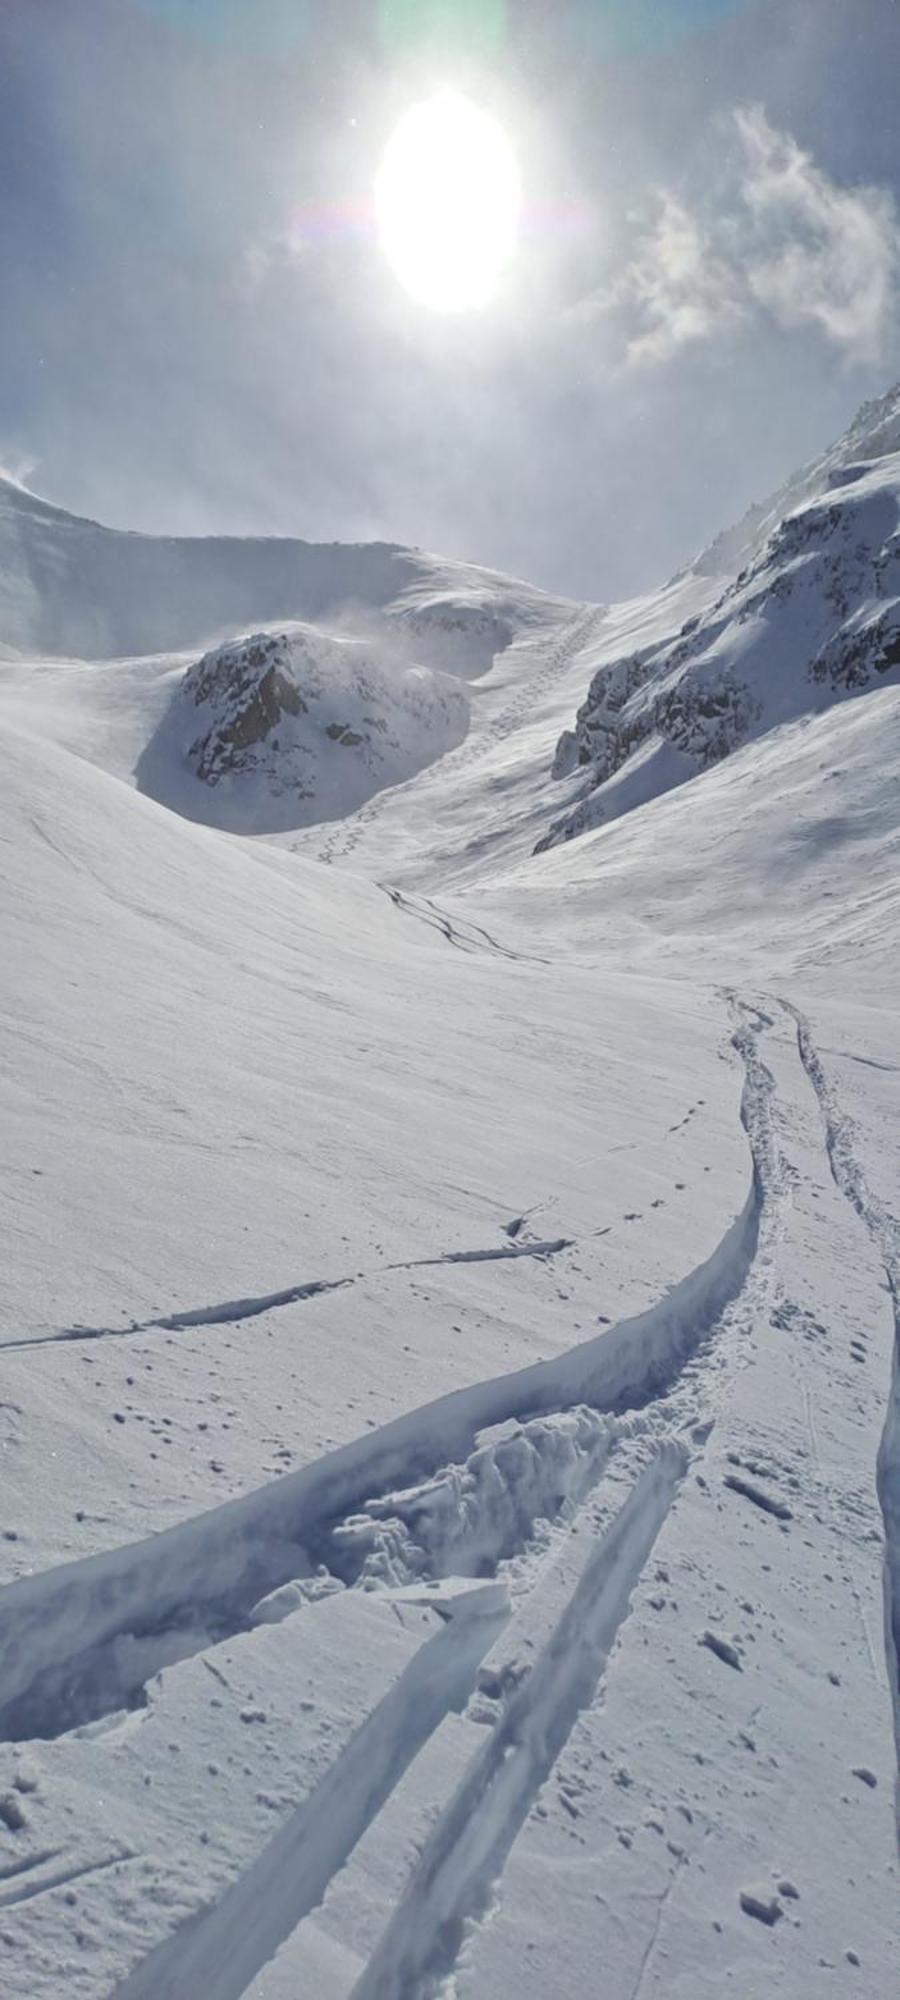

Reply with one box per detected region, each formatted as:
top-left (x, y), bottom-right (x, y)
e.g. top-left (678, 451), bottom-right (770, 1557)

top-left (740, 1886), bottom-right (783, 1926)
top-left (723, 1472), bottom-right (792, 1521)
top-left (392, 1577), bottom-right (509, 1624)
top-left (701, 1629), bottom-right (743, 1671)
top-left (249, 1575), bottom-right (313, 1627)
top-left (851, 1766), bottom-right (877, 1788)
top-left (0, 1794), bottom-right (27, 1832)
top-left (778, 1879), bottom-right (800, 1900)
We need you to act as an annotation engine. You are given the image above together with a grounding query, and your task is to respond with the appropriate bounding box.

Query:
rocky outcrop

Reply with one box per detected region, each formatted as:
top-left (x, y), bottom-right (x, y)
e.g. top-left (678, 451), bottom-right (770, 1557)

top-left (186, 635), bottom-right (309, 783)
top-left (538, 430), bottom-right (900, 854)
top-left (138, 621), bottom-right (470, 834)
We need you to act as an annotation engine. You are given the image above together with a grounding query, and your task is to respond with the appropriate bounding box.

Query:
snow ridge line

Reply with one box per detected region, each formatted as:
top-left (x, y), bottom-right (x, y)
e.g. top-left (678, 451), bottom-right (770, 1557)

top-left (112, 1597), bottom-right (508, 2000)
top-left (781, 997), bottom-right (900, 1760)
top-left (349, 1442), bottom-right (688, 2000)
top-left (2, 1242), bottom-right (575, 1352)
top-left (0, 1014), bottom-right (771, 1742)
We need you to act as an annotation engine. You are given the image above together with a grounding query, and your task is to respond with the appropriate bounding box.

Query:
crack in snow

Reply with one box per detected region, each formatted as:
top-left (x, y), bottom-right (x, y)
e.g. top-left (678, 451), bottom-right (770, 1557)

top-left (3, 1241), bottom-right (575, 1353)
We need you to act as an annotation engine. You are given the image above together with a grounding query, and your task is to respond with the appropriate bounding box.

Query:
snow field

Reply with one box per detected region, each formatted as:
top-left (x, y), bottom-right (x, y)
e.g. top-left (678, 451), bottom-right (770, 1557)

top-left (0, 390), bottom-right (899, 1998)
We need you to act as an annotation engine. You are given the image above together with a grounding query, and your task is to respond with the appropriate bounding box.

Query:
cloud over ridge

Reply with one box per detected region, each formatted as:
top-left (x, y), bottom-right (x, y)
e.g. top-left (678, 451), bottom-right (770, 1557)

top-left (604, 106), bottom-right (900, 367)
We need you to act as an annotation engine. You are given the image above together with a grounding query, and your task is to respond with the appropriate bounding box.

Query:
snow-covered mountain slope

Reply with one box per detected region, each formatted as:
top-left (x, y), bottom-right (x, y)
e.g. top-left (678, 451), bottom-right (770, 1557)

top-left (0, 475), bottom-right (413, 661)
top-left (483, 682), bottom-right (900, 982)
top-left (269, 387), bottom-right (900, 888)
top-left (0, 391), bottom-right (898, 2000)
top-left (539, 446), bottom-right (900, 850)
top-left (0, 710), bottom-right (896, 1999)
top-left (0, 473), bottom-right (576, 833)
top-left (688, 379), bottom-right (900, 582)
top-left (0, 474), bottom-right (558, 667)
top-left (0, 468), bottom-right (564, 664)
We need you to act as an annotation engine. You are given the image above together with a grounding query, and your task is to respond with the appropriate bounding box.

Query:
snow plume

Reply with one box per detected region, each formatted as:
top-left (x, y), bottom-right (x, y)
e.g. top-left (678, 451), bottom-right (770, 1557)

top-left (609, 107), bottom-right (900, 367)
top-left (612, 192), bottom-right (743, 366)
top-left (737, 106), bottom-right (900, 362)
top-left (0, 448), bottom-right (39, 491)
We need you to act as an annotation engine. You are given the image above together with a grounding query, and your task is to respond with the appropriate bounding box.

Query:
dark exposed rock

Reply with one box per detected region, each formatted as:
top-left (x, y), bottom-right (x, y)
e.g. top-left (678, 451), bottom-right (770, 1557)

top-left (537, 432), bottom-right (900, 854)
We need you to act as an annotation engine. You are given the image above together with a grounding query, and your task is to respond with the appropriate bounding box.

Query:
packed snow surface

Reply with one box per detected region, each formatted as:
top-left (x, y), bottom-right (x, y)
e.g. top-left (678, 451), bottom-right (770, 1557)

top-left (0, 390), bottom-right (897, 1999)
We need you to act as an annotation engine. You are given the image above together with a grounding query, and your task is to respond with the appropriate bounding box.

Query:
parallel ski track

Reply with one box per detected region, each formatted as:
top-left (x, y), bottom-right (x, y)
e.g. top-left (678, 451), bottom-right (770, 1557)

top-left (349, 1445), bottom-right (687, 2000)
top-left (779, 996), bottom-right (900, 1756)
top-left (111, 1604), bottom-right (507, 2000)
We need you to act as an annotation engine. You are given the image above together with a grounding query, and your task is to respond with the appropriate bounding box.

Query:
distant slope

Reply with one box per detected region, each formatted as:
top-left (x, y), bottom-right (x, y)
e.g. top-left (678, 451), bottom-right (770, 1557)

top-left (0, 475), bottom-right (571, 832)
top-left (482, 683), bottom-right (900, 982)
top-left (0, 475), bottom-right (558, 664)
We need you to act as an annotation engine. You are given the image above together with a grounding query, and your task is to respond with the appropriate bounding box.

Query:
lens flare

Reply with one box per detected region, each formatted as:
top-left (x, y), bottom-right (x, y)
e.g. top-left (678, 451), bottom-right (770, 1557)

top-left (375, 94), bottom-right (520, 313)
top-left (567, 0), bottom-right (752, 59)
top-left (378, 0), bottom-right (507, 65)
top-left (135, 0), bottom-right (310, 56)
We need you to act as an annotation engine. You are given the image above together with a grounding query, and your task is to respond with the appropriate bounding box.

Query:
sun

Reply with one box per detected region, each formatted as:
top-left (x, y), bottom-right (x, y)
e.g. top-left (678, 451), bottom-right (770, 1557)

top-left (375, 93), bottom-right (520, 313)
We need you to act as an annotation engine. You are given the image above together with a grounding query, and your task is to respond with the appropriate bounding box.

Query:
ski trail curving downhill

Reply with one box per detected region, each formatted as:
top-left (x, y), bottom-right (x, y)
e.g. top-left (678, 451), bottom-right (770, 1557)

top-left (0, 1008), bottom-right (774, 1742)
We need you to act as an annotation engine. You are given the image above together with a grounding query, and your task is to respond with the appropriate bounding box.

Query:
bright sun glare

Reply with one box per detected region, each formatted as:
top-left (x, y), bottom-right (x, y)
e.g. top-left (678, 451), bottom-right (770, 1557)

top-left (375, 93), bottom-right (520, 313)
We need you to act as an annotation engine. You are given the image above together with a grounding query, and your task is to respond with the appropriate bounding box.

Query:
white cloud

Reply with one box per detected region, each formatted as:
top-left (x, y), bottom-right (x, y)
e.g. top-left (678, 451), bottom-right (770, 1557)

top-left (597, 107), bottom-right (900, 368)
top-left (736, 106), bottom-right (900, 363)
top-left (611, 192), bottom-right (744, 365)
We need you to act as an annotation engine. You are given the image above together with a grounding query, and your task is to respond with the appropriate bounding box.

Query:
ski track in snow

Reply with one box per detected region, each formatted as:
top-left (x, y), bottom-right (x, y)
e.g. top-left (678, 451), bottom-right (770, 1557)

top-left (2, 996), bottom-right (896, 2000)
top-left (0, 1005), bottom-right (772, 1743)
top-left (348, 1445), bottom-right (687, 2000)
top-left (779, 998), bottom-right (900, 1746)
top-left (0, 1849), bottom-right (136, 1911)
top-left (111, 1605), bottom-right (507, 2000)
top-left (381, 886), bottom-right (549, 965)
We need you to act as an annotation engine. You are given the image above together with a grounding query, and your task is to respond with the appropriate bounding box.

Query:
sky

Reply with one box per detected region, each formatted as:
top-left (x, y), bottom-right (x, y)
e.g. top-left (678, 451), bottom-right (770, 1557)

top-left (2, 0), bottom-right (900, 601)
